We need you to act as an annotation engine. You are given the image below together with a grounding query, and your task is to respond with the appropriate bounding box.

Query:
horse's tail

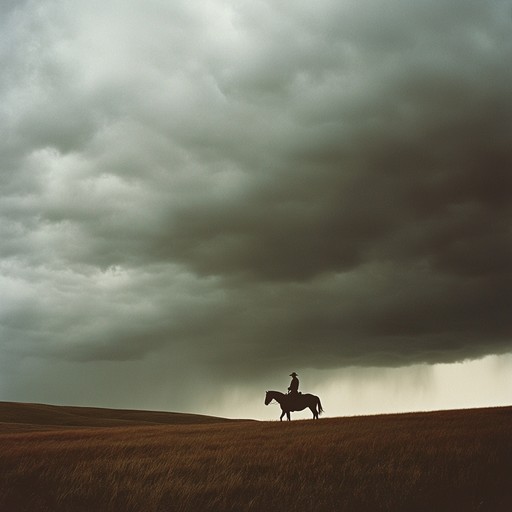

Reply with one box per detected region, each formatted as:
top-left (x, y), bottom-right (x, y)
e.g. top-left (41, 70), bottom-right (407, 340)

top-left (317, 396), bottom-right (324, 415)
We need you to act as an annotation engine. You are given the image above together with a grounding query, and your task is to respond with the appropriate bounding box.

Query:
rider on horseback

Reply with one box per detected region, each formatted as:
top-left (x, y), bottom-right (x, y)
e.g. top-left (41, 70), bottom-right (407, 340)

top-left (288, 372), bottom-right (300, 395)
top-left (265, 372), bottom-right (323, 420)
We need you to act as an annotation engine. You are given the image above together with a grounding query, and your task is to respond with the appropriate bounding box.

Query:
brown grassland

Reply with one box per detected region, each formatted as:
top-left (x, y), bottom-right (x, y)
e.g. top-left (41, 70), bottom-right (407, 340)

top-left (1, 402), bottom-right (511, 511)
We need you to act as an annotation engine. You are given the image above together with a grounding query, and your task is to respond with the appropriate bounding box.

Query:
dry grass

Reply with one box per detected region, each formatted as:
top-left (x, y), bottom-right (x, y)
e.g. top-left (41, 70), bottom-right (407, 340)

top-left (1, 405), bottom-right (511, 511)
top-left (0, 401), bottom-right (234, 431)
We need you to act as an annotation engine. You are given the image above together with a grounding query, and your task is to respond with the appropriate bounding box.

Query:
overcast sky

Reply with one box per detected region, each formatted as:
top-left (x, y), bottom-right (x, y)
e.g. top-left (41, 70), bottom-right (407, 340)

top-left (1, 0), bottom-right (511, 419)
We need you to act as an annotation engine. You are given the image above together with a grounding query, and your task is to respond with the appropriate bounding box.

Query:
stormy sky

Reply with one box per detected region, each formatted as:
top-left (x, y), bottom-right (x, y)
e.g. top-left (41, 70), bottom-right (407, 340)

top-left (1, 0), bottom-right (511, 418)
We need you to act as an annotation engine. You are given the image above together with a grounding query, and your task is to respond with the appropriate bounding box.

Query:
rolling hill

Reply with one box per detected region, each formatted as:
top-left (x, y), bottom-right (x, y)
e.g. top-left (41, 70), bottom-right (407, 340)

top-left (0, 403), bottom-right (511, 511)
top-left (0, 401), bottom-right (238, 432)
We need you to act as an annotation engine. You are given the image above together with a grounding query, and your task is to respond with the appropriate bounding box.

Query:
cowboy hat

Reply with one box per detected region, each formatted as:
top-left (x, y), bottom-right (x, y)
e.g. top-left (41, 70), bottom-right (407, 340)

top-left (289, 372), bottom-right (298, 377)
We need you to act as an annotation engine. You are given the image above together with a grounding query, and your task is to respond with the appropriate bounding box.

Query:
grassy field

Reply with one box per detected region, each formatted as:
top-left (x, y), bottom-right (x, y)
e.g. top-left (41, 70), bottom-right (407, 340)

top-left (1, 403), bottom-right (511, 511)
top-left (0, 401), bottom-right (237, 431)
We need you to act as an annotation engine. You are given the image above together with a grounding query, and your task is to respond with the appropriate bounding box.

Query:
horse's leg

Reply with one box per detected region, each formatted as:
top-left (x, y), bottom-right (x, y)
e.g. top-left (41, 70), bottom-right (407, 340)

top-left (310, 405), bottom-right (318, 419)
top-left (287, 411), bottom-right (291, 421)
top-left (280, 409), bottom-right (285, 421)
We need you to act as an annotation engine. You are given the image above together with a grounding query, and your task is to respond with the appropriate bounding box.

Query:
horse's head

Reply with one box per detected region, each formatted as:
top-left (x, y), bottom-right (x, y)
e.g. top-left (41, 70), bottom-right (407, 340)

top-left (264, 391), bottom-right (272, 405)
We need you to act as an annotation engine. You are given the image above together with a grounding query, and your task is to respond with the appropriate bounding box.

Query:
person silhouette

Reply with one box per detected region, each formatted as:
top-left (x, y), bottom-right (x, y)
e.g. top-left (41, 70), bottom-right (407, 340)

top-left (288, 372), bottom-right (299, 395)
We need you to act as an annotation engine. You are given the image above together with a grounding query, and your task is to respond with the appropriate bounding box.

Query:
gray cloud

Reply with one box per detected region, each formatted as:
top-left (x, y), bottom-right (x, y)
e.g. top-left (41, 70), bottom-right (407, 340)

top-left (1, 0), bottom-right (511, 407)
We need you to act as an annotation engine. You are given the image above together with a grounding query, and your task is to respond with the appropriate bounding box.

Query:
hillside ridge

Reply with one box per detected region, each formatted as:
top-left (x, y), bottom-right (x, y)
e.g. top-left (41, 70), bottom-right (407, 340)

top-left (0, 401), bottom-right (239, 431)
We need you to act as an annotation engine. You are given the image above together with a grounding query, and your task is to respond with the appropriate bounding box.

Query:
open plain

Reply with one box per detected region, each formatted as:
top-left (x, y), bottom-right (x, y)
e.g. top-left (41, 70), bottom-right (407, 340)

top-left (1, 402), bottom-right (511, 511)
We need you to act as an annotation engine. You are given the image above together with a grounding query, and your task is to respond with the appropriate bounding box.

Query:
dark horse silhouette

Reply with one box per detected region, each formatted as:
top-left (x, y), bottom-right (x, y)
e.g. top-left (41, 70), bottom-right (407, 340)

top-left (264, 390), bottom-right (324, 421)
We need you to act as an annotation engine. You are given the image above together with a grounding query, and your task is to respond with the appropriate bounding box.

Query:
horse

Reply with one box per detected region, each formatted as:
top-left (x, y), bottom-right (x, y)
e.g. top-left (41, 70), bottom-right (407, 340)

top-left (264, 390), bottom-right (324, 421)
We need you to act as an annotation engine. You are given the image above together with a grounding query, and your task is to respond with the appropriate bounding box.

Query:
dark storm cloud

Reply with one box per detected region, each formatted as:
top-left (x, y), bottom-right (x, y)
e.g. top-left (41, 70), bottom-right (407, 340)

top-left (1, 0), bottom-right (511, 402)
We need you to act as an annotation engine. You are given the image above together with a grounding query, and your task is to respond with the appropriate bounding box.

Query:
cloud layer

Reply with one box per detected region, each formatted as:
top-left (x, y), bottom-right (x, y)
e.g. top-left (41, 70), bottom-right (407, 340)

top-left (1, 0), bottom-right (511, 404)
